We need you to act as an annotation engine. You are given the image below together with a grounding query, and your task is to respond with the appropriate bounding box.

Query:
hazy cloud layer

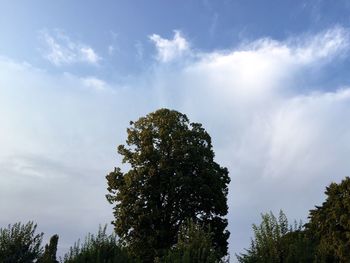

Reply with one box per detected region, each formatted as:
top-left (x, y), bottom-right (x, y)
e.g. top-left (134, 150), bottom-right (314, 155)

top-left (1, 27), bottom-right (350, 259)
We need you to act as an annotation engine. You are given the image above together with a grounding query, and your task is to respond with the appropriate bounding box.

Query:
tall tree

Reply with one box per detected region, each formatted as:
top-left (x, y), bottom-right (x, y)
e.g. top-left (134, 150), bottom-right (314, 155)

top-left (307, 177), bottom-right (350, 262)
top-left (106, 108), bottom-right (230, 262)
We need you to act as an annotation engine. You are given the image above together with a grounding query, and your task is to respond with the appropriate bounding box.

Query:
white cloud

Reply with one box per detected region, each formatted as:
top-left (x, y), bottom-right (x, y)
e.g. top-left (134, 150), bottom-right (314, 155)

top-left (2, 27), bottom-right (350, 259)
top-left (42, 33), bottom-right (76, 65)
top-left (82, 76), bottom-right (107, 91)
top-left (39, 30), bottom-right (101, 66)
top-left (149, 30), bottom-right (189, 62)
top-left (79, 47), bottom-right (100, 64)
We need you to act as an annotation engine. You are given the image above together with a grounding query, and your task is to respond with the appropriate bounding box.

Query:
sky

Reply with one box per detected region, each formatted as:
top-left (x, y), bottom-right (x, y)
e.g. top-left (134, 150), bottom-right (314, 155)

top-left (1, 0), bottom-right (350, 260)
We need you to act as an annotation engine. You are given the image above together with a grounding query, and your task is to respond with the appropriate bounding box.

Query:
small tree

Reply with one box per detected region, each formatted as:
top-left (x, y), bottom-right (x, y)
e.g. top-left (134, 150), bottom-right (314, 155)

top-left (106, 109), bottom-right (230, 262)
top-left (0, 221), bottom-right (43, 263)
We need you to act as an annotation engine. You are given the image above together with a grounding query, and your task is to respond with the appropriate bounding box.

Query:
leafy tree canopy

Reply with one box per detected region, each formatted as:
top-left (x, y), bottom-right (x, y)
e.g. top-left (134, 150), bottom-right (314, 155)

top-left (106, 108), bottom-right (230, 262)
top-left (307, 177), bottom-right (350, 262)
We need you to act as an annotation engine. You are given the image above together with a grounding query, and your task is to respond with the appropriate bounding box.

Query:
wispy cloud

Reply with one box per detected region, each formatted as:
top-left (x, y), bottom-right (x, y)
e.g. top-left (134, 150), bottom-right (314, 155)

top-left (80, 47), bottom-right (100, 64)
top-left (39, 30), bottom-right (101, 66)
top-left (291, 26), bottom-right (350, 63)
top-left (149, 30), bottom-right (189, 62)
top-left (82, 76), bottom-right (108, 91)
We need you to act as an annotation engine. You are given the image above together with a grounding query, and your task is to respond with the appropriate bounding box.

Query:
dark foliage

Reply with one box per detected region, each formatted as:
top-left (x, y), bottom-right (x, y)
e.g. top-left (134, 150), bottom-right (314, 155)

top-left (161, 219), bottom-right (220, 263)
top-left (236, 211), bottom-right (316, 263)
top-left (38, 234), bottom-right (59, 263)
top-left (0, 221), bottom-right (43, 263)
top-left (106, 108), bottom-right (230, 262)
top-left (237, 176), bottom-right (350, 263)
top-left (307, 177), bottom-right (350, 262)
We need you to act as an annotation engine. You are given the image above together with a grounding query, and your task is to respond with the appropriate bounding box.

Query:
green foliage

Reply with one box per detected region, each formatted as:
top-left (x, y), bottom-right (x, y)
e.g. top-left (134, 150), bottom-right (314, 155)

top-left (236, 211), bottom-right (316, 263)
top-left (161, 219), bottom-right (219, 263)
top-left (0, 221), bottom-right (43, 263)
top-left (236, 211), bottom-right (288, 263)
top-left (38, 234), bottom-right (59, 263)
top-left (106, 109), bottom-right (230, 262)
top-left (307, 177), bottom-right (350, 262)
top-left (281, 230), bottom-right (316, 263)
top-left (62, 225), bottom-right (134, 263)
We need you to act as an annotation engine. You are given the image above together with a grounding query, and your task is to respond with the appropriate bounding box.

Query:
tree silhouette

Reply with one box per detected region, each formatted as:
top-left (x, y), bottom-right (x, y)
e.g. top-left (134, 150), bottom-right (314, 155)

top-left (106, 109), bottom-right (230, 262)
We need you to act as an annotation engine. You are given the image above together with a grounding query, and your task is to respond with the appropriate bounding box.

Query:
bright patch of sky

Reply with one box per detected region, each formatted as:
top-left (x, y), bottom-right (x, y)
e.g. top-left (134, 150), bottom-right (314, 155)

top-left (1, 0), bottom-right (350, 260)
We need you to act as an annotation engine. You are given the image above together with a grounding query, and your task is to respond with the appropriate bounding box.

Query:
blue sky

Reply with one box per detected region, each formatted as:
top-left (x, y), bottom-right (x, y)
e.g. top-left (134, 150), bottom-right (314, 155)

top-left (3, 0), bottom-right (350, 77)
top-left (1, 0), bottom-right (350, 260)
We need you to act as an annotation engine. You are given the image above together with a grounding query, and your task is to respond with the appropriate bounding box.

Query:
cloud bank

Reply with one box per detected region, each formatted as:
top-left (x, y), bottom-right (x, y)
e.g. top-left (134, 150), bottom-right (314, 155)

top-left (1, 27), bottom-right (350, 259)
